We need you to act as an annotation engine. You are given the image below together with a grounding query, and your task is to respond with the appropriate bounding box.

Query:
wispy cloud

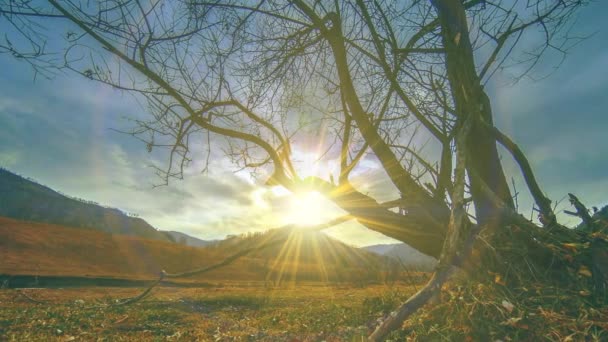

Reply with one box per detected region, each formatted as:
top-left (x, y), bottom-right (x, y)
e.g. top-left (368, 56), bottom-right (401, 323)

top-left (0, 1), bottom-right (606, 243)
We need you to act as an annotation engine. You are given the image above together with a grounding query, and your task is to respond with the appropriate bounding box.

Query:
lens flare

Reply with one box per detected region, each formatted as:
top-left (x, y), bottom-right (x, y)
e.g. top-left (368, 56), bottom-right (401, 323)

top-left (286, 191), bottom-right (325, 226)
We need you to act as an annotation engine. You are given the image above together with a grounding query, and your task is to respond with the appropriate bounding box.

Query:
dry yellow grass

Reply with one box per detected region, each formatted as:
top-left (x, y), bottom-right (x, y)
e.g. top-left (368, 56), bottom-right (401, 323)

top-left (0, 216), bottom-right (407, 285)
top-left (0, 283), bottom-right (418, 341)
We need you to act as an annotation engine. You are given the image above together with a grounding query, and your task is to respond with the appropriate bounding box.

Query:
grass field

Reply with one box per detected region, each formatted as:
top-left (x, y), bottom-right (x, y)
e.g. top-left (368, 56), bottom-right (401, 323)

top-left (3, 216), bottom-right (606, 341)
top-left (3, 281), bottom-right (608, 341)
top-left (0, 283), bottom-right (417, 341)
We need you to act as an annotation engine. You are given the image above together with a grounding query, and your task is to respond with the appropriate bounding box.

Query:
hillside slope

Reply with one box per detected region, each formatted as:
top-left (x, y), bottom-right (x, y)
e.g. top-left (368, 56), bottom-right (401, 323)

top-left (363, 243), bottom-right (437, 271)
top-left (0, 217), bottom-right (394, 284)
top-left (165, 230), bottom-right (218, 248)
top-left (362, 243), bottom-right (399, 255)
top-left (0, 168), bottom-right (173, 242)
top-left (211, 228), bottom-right (393, 283)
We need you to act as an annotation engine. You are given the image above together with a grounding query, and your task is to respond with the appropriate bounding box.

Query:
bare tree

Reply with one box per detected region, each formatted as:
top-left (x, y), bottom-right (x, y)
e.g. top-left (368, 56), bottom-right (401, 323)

top-left (2, 0), bottom-right (604, 339)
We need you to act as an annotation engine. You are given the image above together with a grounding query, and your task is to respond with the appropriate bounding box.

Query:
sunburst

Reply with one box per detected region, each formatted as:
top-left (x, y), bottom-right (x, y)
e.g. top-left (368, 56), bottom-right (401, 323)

top-left (285, 191), bottom-right (325, 226)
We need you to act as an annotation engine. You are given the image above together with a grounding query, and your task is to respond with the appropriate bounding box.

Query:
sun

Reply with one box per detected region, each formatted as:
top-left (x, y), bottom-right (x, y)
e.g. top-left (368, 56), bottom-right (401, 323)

top-left (285, 191), bottom-right (325, 226)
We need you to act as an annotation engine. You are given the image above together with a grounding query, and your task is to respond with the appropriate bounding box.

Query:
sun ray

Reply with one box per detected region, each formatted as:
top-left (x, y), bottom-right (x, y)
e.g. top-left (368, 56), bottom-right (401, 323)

top-left (288, 232), bottom-right (302, 286)
top-left (310, 234), bottom-right (329, 283)
top-left (268, 230), bottom-right (297, 286)
top-left (285, 191), bottom-right (326, 226)
top-left (322, 234), bottom-right (350, 282)
top-left (277, 232), bottom-right (298, 286)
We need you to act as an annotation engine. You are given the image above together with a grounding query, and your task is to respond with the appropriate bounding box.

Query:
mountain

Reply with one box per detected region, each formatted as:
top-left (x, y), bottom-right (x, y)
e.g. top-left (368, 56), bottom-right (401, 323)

top-left (0, 168), bottom-right (175, 242)
top-left (385, 244), bottom-right (437, 271)
top-left (362, 243), bottom-right (399, 255)
top-left (165, 230), bottom-right (218, 248)
top-left (0, 216), bottom-right (257, 281)
top-left (205, 228), bottom-right (396, 284)
top-left (0, 167), bottom-right (418, 282)
top-left (363, 243), bottom-right (437, 271)
top-left (0, 216), bottom-right (395, 284)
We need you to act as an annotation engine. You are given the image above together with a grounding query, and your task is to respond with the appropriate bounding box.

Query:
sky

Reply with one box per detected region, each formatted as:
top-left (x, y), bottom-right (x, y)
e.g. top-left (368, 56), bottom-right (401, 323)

top-left (0, 1), bottom-right (607, 247)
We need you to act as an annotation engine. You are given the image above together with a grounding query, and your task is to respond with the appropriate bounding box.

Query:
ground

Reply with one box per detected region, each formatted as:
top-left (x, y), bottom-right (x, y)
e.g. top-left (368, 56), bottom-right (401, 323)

top-left (2, 280), bottom-right (607, 341)
top-left (0, 283), bottom-right (416, 341)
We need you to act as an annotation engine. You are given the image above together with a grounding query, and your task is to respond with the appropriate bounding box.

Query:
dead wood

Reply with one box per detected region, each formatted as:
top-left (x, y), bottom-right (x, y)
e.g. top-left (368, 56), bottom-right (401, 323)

top-left (568, 193), bottom-right (593, 229)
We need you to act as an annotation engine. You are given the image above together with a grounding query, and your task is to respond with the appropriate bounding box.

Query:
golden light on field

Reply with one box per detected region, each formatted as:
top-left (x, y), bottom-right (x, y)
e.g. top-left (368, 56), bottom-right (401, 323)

top-left (285, 191), bottom-right (325, 226)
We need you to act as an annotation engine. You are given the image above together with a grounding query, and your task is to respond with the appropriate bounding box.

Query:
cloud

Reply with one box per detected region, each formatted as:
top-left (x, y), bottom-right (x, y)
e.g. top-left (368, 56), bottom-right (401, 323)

top-left (324, 221), bottom-right (399, 247)
top-left (0, 58), bottom-right (280, 240)
top-left (485, 5), bottom-right (608, 221)
top-left (0, 149), bottom-right (20, 167)
top-left (1, 1), bottom-right (607, 245)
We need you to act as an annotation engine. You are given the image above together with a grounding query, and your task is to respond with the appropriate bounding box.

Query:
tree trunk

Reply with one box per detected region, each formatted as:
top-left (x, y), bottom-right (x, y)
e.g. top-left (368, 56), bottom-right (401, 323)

top-left (302, 177), bottom-right (447, 258)
top-left (431, 0), bottom-right (515, 226)
top-left (297, 1), bottom-right (607, 308)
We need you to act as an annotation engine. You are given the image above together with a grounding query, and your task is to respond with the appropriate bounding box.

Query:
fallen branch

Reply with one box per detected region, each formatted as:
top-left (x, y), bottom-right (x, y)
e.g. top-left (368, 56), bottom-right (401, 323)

top-left (369, 115), bottom-right (472, 341)
top-left (15, 290), bottom-right (47, 305)
top-left (368, 267), bottom-right (454, 341)
top-left (482, 118), bottom-right (555, 225)
top-left (16, 216), bottom-right (353, 308)
top-left (568, 193), bottom-right (593, 230)
top-left (106, 217), bottom-right (354, 306)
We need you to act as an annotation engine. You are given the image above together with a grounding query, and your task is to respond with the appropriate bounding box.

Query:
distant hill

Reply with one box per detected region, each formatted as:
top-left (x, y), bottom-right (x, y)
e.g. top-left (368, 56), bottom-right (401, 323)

top-left (0, 168), bottom-right (177, 242)
top-left (165, 230), bottom-right (218, 248)
top-left (205, 228), bottom-right (396, 284)
top-left (0, 216), bottom-right (397, 284)
top-left (362, 243), bottom-right (399, 255)
top-left (0, 167), bottom-right (421, 282)
top-left (214, 228), bottom-right (386, 265)
top-left (363, 243), bottom-right (437, 271)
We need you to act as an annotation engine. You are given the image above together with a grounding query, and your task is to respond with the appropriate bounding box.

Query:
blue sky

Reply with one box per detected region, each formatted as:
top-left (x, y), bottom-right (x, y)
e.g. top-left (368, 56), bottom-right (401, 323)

top-left (488, 2), bottom-right (608, 222)
top-left (0, 1), bottom-right (607, 245)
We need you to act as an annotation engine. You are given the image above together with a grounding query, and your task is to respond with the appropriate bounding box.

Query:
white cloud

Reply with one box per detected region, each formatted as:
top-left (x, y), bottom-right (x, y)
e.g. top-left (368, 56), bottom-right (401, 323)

top-left (0, 150), bottom-right (20, 168)
top-left (1, 3), bottom-right (607, 248)
top-left (323, 221), bottom-right (399, 247)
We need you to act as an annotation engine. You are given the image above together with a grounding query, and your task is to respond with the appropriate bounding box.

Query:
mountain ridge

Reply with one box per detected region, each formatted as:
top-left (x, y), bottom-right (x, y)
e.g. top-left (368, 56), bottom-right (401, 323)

top-left (0, 167), bottom-right (433, 273)
top-left (165, 230), bottom-right (218, 248)
top-left (0, 216), bottom-right (396, 284)
top-left (0, 168), bottom-right (211, 244)
top-left (363, 242), bottom-right (437, 271)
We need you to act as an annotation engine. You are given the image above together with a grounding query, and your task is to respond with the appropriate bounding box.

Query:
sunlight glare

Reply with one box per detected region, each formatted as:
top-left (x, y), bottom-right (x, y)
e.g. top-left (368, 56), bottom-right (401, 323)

top-left (286, 191), bottom-right (325, 226)
top-left (250, 188), bottom-right (270, 209)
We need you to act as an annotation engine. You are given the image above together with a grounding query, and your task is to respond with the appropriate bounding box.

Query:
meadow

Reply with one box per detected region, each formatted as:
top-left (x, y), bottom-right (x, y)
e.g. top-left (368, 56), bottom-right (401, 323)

top-left (2, 276), bottom-right (608, 341)
top-left (2, 217), bottom-right (607, 341)
top-left (0, 283), bottom-right (417, 341)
